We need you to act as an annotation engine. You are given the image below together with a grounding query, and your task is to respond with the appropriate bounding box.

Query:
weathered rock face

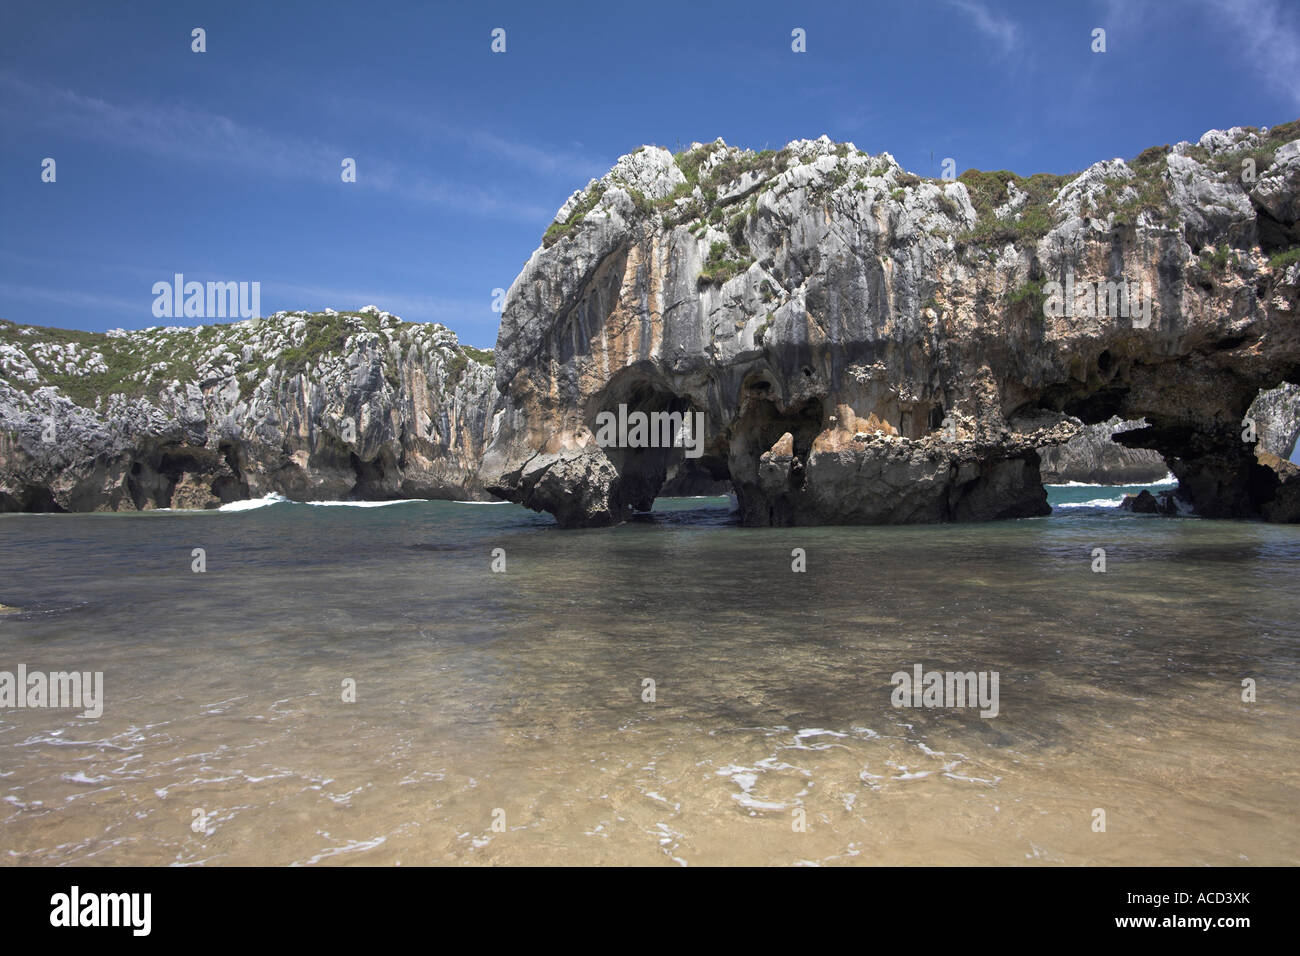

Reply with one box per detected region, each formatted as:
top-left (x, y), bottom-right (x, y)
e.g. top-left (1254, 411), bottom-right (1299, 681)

top-left (1038, 417), bottom-right (1171, 485)
top-left (483, 124), bottom-right (1300, 526)
top-left (0, 307), bottom-right (499, 511)
top-left (1040, 384), bottom-right (1300, 485)
top-left (1248, 381), bottom-right (1300, 459)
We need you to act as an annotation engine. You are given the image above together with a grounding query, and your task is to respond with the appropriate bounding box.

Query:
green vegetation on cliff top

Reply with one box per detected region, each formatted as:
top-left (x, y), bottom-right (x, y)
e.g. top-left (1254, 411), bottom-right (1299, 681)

top-left (545, 121), bottom-right (1300, 260)
top-left (0, 311), bottom-right (492, 409)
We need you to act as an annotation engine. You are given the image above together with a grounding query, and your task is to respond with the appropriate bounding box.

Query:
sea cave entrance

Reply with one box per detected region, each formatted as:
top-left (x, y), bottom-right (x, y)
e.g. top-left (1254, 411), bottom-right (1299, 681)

top-left (589, 369), bottom-right (729, 517)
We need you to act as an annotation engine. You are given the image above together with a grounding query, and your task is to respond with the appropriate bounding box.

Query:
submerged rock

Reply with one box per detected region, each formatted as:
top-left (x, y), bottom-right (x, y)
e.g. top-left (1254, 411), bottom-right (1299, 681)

top-left (1120, 489), bottom-right (1182, 515)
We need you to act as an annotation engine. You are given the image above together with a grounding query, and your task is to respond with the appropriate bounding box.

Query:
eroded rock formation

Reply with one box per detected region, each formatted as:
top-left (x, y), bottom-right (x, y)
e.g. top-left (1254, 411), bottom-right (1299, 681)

top-left (6, 127), bottom-right (1299, 524)
top-left (1248, 381), bottom-right (1300, 459)
top-left (1038, 417), bottom-right (1171, 484)
top-left (0, 308), bottom-right (498, 511)
top-left (483, 124), bottom-right (1300, 526)
top-left (1040, 383), bottom-right (1300, 485)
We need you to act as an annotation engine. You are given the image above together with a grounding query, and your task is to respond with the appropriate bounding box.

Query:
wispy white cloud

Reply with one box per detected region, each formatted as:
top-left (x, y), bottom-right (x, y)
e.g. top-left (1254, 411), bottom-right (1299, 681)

top-left (1202, 0), bottom-right (1300, 109)
top-left (0, 281), bottom-right (143, 317)
top-left (1099, 0), bottom-right (1146, 34)
top-left (0, 72), bottom-right (555, 221)
top-left (461, 127), bottom-right (609, 182)
top-left (1097, 0), bottom-right (1300, 110)
top-left (946, 0), bottom-right (1022, 53)
top-left (336, 96), bottom-right (610, 184)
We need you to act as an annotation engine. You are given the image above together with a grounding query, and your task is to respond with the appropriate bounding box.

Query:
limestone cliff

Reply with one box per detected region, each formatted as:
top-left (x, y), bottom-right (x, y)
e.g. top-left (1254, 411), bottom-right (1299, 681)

top-left (0, 307), bottom-right (498, 511)
top-left (482, 124), bottom-right (1300, 526)
top-left (7, 125), bottom-right (1300, 523)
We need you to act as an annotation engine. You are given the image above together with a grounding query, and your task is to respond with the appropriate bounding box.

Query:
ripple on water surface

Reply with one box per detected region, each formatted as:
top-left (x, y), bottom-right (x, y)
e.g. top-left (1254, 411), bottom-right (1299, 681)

top-left (0, 494), bottom-right (1297, 864)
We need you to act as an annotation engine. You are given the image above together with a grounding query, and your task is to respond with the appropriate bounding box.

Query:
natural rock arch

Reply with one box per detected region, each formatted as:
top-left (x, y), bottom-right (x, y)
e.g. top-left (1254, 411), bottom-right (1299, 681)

top-left (483, 132), bottom-right (1300, 527)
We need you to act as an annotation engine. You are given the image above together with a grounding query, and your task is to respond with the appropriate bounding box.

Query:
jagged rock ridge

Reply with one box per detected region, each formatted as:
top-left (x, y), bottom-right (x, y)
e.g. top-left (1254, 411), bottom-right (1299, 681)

top-left (0, 307), bottom-right (499, 511)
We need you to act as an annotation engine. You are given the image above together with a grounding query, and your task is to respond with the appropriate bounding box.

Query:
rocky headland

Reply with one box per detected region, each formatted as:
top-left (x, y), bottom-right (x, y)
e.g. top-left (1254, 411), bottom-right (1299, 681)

top-left (4, 123), bottom-right (1300, 524)
top-left (482, 123), bottom-right (1300, 526)
top-left (0, 308), bottom-right (498, 510)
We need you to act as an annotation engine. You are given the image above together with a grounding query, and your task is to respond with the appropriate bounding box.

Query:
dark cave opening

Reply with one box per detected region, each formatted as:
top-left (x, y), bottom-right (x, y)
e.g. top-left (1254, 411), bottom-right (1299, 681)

top-left (589, 370), bottom-right (722, 515)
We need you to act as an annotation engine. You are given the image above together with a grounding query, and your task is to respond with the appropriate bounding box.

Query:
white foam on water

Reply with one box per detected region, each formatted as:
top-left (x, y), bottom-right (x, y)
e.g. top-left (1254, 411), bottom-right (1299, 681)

top-left (61, 771), bottom-right (110, 785)
top-left (1046, 472), bottom-right (1176, 488)
top-left (302, 499), bottom-right (422, 508)
top-left (790, 727), bottom-right (851, 750)
top-left (1054, 497), bottom-right (1126, 509)
top-left (451, 500), bottom-right (513, 505)
top-left (218, 494), bottom-right (424, 511)
top-left (218, 493), bottom-right (289, 512)
top-left (794, 728), bottom-right (847, 739)
top-left (294, 835), bottom-right (387, 866)
top-left (943, 771), bottom-right (1001, 786)
top-left (653, 823), bottom-right (688, 867)
top-left (732, 793), bottom-right (789, 811)
top-left (715, 765), bottom-right (758, 792)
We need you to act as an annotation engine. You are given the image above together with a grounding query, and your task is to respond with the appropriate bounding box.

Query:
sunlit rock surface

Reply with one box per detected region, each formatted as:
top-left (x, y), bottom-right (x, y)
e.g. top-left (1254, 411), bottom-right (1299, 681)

top-left (483, 125), bottom-right (1300, 526)
top-left (0, 308), bottom-right (499, 511)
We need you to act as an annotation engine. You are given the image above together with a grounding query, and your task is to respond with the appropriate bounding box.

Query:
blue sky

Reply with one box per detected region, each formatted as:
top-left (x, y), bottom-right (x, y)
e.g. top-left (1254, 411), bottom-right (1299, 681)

top-left (1, 0), bottom-right (1298, 348)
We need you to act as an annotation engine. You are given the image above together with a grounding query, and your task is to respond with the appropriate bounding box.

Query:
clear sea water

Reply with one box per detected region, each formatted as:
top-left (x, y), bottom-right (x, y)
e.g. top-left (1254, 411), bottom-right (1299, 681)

top-left (1, 480), bottom-right (1296, 865)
